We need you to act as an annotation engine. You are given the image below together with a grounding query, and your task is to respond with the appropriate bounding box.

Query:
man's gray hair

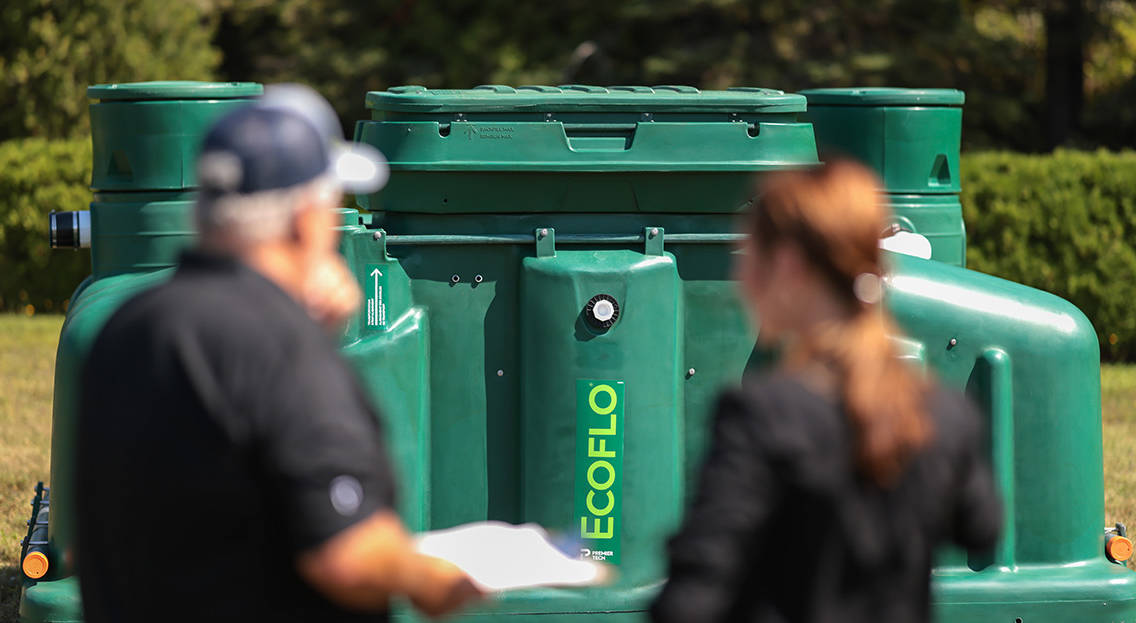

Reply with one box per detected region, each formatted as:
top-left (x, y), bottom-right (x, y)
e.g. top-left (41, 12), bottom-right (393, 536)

top-left (194, 169), bottom-right (339, 246)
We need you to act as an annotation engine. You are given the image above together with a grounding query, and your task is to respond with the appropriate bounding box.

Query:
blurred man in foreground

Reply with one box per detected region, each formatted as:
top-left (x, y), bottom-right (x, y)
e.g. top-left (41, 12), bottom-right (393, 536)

top-left (76, 85), bottom-right (479, 623)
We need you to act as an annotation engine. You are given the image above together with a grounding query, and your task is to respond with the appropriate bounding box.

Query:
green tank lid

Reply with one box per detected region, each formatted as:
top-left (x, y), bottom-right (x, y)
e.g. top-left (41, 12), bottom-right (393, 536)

top-left (367, 85), bottom-right (806, 113)
top-left (801, 87), bottom-right (965, 195)
top-left (88, 81), bottom-right (262, 191)
top-left (87, 81), bottom-right (263, 101)
top-left (800, 87), bottom-right (964, 106)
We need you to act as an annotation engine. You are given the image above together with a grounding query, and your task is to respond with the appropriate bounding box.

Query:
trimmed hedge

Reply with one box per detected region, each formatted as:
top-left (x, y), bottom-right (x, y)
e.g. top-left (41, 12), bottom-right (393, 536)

top-left (961, 150), bottom-right (1136, 361)
top-left (0, 138), bottom-right (91, 314)
top-left (2, 139), bottom-right (1135, 359)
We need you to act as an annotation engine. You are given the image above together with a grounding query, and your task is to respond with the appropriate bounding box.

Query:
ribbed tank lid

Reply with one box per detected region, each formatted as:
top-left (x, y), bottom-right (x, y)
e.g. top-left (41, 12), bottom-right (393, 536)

top-left (800, 87), bottom-right (964, 106)
top-left (88, 81), bottom-right (263, 101)
top-left (367, 85), bottom-right (807, 114)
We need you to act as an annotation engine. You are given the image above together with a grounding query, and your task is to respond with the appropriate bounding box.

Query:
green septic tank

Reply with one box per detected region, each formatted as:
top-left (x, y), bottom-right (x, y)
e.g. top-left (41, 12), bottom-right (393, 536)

top-left (348, 85), bottom-right (822, 582)
top-left (22, 83), bottom-right (1136, 622)
top-left (800, 88), bottom-right (967, 267)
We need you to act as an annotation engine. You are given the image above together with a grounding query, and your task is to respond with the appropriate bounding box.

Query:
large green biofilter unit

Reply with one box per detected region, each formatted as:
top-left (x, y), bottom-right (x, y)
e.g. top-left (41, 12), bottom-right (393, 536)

top-left (21, 83), bottom-right (1136, 622)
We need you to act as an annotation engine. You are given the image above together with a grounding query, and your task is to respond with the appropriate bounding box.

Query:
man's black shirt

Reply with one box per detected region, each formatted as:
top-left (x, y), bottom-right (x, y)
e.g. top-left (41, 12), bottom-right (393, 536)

top-left (77, 251), bottom-right (396, 623)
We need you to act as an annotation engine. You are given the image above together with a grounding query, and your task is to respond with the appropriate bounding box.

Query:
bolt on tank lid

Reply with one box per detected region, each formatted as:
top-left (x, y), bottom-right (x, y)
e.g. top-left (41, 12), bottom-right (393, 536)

top-left (87, 81), bottom-right (263, 101)
top-left (800, 87), bottom-right (964, 107)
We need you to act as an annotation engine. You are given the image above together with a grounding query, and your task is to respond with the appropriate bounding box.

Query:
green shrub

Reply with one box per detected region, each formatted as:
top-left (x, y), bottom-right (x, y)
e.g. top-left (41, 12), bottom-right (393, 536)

top-left (0, 0), bottom-right (219, 140)
top-left (0, 138), bottom-right (92, 314)
top-left (962, 149), bottom-right (1136, 361)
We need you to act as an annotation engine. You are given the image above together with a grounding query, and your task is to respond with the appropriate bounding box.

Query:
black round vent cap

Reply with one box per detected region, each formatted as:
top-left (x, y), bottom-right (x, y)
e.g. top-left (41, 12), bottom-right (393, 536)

top-left (584, 294), bottom-right (620, 329)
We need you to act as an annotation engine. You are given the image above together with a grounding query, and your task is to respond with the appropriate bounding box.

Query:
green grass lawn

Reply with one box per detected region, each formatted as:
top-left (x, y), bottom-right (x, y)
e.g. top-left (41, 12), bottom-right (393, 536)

top-left (0, 316), bottom-right (60, 623)
top-left (1, 315), bottom-right (1135, 621)
top-left (1104, 364), bottom-right (1136, 528)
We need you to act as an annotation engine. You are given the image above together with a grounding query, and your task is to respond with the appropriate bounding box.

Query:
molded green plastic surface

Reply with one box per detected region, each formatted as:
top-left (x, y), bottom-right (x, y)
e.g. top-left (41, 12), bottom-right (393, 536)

top-left (89, 82), bottom-right (261, 191)
top-left (356, 85), bottom-right (819, 214)
top-left (89, 192), bottom-right (196, 277)
top-left (801, 88), bottom-right (963, 195)
top-left (20, 576), bottom-right (81, 622)
top-left (887, 194), bottom-right (966, 266)
top-left (24, 83), bottom-right (1136, 623)
top-left (801, 87), bottom-right (966, 267)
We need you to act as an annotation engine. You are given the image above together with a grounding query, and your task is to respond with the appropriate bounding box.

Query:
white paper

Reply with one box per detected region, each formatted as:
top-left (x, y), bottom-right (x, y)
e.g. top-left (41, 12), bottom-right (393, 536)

top-left (415, 522), bottom-right (608, 592)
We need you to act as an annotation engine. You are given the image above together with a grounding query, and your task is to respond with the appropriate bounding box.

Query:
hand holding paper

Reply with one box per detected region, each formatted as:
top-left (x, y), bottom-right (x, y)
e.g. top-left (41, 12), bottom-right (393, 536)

top-left (415, 522), bottom-right (611, 593)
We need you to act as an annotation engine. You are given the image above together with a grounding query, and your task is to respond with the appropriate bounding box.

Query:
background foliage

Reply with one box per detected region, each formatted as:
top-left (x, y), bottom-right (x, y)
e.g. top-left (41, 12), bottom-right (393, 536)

top-left (0, 0), bottom-right (218, 139)
top-left (0, 139), bottom-right (91, 313)
top-left (961, 150), bottom-right (1136, 360)
top-left (2, 0), bottom-right (1136, 151)
top-left (209, 0), bottom-right (1136, 151)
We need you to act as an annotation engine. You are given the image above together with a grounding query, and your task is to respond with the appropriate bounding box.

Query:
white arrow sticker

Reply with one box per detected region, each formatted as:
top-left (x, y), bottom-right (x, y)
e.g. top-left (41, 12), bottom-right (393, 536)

top-left (365, 265), bottom-right (386, 328)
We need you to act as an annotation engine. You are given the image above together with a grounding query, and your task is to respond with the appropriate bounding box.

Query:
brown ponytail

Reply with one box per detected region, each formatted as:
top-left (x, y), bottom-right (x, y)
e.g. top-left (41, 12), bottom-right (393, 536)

top-left (750, 160), bottom-right (932, 486)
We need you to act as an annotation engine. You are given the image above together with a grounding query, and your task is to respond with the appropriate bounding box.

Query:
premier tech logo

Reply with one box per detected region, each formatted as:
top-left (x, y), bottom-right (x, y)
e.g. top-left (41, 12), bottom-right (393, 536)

top-left (575, 380), bottom-right (624, 564)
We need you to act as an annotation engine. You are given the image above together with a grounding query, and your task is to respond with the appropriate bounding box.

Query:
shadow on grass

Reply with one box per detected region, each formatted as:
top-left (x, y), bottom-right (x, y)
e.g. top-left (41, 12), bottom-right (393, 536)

top-left (0, 563), bottom-right (23, 623)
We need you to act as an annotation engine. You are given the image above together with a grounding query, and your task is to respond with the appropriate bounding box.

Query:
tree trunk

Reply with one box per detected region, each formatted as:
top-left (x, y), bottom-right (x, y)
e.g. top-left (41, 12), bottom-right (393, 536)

top-left (1044, 0), bottom-right (1085, 150)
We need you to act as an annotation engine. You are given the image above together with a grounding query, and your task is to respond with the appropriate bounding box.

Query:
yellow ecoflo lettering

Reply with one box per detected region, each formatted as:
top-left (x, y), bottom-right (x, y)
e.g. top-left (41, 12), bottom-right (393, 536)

top-left (581, 516), bottom-right (614, 539)
top-left (586, 489), bottom-right (614, 515)
top-left (588, 384), bottom-right (618, 435)
top-left (588, 437), bottom-right (615, 458)
top-left (581, 384), bottom-right (619, 542)
top-left (587, 460), bottom-right (615, 490)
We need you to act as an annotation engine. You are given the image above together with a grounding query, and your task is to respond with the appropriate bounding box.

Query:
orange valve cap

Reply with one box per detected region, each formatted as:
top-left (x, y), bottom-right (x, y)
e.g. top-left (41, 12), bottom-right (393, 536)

top-left (22, 551), bottom-right (49, 579)
top-left (1107, 535), bottom-right (1134, 563)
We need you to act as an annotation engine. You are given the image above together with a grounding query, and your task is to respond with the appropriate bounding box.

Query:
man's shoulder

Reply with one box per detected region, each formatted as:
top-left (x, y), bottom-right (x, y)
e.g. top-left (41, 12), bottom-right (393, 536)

top-left (96, 265), bottom-right (319, 362)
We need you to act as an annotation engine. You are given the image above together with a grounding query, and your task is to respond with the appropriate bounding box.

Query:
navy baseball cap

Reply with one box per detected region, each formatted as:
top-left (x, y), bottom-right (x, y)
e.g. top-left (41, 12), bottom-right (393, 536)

top-left (197, 83), bottom-right (388, 196)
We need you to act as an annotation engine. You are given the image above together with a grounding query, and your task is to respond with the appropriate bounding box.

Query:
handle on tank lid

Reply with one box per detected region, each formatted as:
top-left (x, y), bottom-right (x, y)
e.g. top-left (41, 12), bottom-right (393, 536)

top-left (563, 123), bottom-right (638, 152)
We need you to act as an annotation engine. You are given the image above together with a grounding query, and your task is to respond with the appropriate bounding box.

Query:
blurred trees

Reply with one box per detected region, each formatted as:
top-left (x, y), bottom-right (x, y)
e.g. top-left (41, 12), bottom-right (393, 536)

top-left (211, 0), bottom-right (1136, 151)
top-left (0, 0), bottom-right (219, 140)
top-left (3, 0), bottom-right (1135, 151)
top-left (0, 138), bottom-right (91, 313)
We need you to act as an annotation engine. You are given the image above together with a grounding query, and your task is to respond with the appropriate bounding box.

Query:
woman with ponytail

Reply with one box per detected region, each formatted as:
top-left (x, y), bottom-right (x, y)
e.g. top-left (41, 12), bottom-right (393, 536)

top-left (650, 161), bottom-right (1001, 623)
